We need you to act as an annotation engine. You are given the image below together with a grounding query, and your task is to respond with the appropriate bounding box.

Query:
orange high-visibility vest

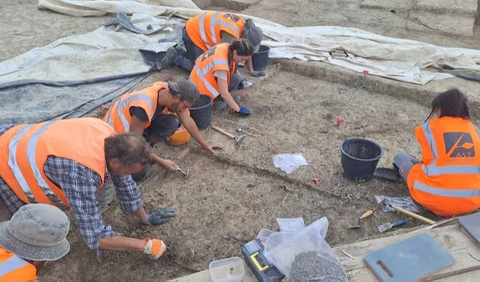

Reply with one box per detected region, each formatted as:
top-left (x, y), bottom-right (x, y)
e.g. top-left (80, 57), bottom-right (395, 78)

top-left (104, 82), bottom-right (189, 133)
top-left (0, 118), bottom-right (114, 210)
top-left (408, 117), bottom-right (480, 216)
top-left (0, 247), bottom-right (37, 282)
top-left (186, 11), bottom-right (246, 52)
top-left (189, 43), bottom-right (236, 100)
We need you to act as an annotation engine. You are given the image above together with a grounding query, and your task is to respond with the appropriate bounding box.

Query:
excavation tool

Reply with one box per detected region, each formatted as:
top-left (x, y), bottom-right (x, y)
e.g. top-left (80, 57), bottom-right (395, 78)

top-left (176, 167), bottom-right (189, 177)
top-left (374, 167), bottom-right (400, 181)
top-left (349, 210), bottom-right (374, 229)
top-left (379, 199), bottom-right (436, 225)
top-left (378, 219), bottom-right (407, 233)
top-left (212, 125), bottom-right (246, 145)
top-left (236, 128), bottom-right (259, 138)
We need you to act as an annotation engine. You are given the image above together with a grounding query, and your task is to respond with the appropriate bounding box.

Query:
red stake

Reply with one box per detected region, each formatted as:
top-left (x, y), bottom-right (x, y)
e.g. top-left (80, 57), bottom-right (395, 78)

top-left (312, 178), bottom-right (320, 187)
top-left (363, 69), bottom-right (369, 75)
top-left (336, 117), bottom-right (344, 127)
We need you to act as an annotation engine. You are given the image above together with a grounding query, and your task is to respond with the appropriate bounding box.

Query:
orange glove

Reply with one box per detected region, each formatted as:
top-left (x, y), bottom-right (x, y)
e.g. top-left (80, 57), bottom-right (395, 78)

top-left (143, 239), bottom-right (167, 259)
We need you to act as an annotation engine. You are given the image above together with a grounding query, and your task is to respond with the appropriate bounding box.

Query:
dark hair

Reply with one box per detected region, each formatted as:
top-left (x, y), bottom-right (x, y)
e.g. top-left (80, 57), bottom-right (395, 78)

top-left (229, 38), bottom-right (255, 57)
top-left (426, 88), bottom-right (470, 121)
top-left (105, 133), bottom-right (151, 166)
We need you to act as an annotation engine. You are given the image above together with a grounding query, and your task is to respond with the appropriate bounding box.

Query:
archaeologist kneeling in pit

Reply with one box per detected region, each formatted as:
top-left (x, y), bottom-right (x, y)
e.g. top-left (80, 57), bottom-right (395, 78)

top-left (189, 39), bottom-right (255, 114)
top-left (393, 89), bottom-right (480, 217)
top-left (104, 80), bottom-right (224, 180)
top-left (161, 11), bottom-right (264, 78)
top-left (0, 204), bottom-right (70, 281)
top-left (0, 118), bottom-right (172, 259)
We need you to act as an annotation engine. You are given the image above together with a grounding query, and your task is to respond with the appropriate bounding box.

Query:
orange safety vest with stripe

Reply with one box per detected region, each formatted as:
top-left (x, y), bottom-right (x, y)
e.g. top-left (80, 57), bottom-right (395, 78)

top-left (104, 82), bottom-right (188, 133)
top-left (186, 11), bottom-right (246, 52)
top-left (0, 118), bottom-right (114, 210)
top-left (408, 117), bottom-right (480, 216)
top-left (189, 43), bottom-right (236, 100)
top-left (0, 247), bottom-right (37, 282)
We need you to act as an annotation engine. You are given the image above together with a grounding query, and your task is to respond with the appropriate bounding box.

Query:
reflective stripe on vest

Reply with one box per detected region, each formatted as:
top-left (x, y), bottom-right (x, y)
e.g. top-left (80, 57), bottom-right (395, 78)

top-left (421, 121), bottom-right (437, 159)
top-left (107, 95), bottom-right (155, 132)
top-left (0, 255), bottom-right (29, 277)
top-left (419, 121), bottom-right (480, 176)
top-left (414, 181), bottom-right (480, 198)
top-left (199, 12), bottom-right (210, 48)
top-left (210, 12), bottom-right (220, 46)
top-left (198, 12), bottom-right (241, 48)
top-left (194, 59), bottom-right (229, 98)
top-left (7, 121), bottom-right (67, 210)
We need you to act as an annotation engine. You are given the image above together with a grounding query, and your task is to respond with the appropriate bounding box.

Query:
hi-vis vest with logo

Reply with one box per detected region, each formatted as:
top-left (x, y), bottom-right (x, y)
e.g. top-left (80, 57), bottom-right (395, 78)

top-left (411, 117), bottom-right (480, 215)
top-left (186, 11), bottom-right (246, 52)
top-left (0, 118), bottom-right (114, 210)
top-left (0, 247), bottom-right (37, 282)
top-left (190, 43), bottom-right (236, 100)
top-left (104, 82), bottom-right (189, 133)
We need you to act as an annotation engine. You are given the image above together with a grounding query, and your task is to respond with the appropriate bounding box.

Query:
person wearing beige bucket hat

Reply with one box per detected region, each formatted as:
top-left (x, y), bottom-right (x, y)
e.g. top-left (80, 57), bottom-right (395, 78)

top-left (0, 203), bottom-right (70, 281)
top-left (0, 119), bottom-right (177, 261)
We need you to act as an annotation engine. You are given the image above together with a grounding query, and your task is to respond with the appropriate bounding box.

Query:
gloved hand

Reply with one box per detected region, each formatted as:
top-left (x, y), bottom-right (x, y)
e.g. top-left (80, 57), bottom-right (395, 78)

top-left (237, 106), bottom-right (250, 116)
top-left (248, 70), bottom-right (265, 77)
top-left (142, 208), bottom-right (176, 225)
top-left (143, 238), bottom-right (167, 259)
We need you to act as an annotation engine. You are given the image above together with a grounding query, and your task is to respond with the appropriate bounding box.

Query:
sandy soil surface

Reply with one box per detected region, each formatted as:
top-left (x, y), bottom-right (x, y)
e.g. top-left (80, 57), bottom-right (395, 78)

top-left (1, 0), bottom-right (479, 281)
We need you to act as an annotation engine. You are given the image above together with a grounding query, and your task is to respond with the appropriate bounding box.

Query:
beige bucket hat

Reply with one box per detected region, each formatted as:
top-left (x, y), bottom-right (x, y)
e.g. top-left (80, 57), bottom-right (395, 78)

top-left (0, 204), bottom-right (70, 261)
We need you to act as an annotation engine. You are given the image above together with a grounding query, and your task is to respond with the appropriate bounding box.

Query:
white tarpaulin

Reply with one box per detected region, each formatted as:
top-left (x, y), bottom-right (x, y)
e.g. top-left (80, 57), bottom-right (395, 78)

top-left (0, 14), bottom-right (184, 84)
top-left (29, 0), bottom-right (480, 85)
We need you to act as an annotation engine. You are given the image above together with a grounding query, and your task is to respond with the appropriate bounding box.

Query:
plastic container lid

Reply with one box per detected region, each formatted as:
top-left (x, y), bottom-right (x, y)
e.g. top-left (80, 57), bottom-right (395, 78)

top-left (209, 257), bottom-right (245, 282)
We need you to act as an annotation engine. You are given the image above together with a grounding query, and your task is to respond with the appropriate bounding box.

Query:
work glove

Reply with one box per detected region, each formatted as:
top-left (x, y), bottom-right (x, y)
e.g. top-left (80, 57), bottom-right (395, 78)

top-left (248, 70), bottom-right (266, 77)
top-left (237, 106), bottom-right (250, 116)
top-left (142, 208), bottom-right (176, 225)
top-left (143, 238), bottom-right (167, 259)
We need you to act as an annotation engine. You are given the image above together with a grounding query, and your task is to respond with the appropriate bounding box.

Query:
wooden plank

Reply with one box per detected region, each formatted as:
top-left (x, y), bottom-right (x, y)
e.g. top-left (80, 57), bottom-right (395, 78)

top-left (434, 270), bottom-right (480, 282)
top-left (334, 225), bottom-right (480, 282)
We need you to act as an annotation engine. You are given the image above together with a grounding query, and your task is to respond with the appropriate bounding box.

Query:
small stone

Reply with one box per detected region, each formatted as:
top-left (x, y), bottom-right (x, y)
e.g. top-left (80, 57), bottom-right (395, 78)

top-left (247, 184), bottom-right (255, 188)
top-left (298, 191), bottom-right (304, 197)
top-left (332, 204), bottom-right (339, 211)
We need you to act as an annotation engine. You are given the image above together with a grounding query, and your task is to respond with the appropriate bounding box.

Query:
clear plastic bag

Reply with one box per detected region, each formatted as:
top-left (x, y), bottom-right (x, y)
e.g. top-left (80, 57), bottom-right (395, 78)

top-left (264, 218), bottom-right (348, 281)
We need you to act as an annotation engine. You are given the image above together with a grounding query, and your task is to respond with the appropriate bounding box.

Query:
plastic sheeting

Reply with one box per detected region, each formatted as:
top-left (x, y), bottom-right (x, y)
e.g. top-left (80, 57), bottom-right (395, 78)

top-left (0, 14), bottom-right (183, 123)
top-left (35, 0), bottom-right (480, 85)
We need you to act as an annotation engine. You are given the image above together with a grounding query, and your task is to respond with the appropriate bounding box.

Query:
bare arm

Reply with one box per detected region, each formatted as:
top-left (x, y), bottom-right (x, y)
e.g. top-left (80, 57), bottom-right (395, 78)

top-left (218, 79), bottom-right (240, 112)
top-left (178, 111), bottom-right (225, 153)
top-left (178, 111), bottom-right (209, 148)
top-left (99, 236), bottom-right (145, 252)
top-left (129, 115), bottom-right (176, 170)
top-left (129, 115), bottom-right (147, 135)
top-left (246, 58), bottom-right (254, 72)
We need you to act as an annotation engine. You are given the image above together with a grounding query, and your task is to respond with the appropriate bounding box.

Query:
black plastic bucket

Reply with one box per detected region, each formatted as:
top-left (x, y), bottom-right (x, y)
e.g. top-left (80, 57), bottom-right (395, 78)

top-left (252, 45), bottom-right (270, 71)
top-left (340, 137), bottom-right (383, 182)
top-left (189, 94), bottom-right (212, 130)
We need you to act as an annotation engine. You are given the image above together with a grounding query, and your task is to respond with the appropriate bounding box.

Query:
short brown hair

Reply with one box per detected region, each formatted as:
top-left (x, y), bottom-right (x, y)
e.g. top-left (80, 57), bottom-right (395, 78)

top-left (104, 133), bottom-right (151, 166)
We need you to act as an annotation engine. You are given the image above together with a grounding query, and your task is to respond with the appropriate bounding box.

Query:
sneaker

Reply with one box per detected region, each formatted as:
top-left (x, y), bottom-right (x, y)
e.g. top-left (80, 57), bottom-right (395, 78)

top-left (161, 47), bottom-right (178, 69)
top-left (174, 44), bottom-right (187, 56)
